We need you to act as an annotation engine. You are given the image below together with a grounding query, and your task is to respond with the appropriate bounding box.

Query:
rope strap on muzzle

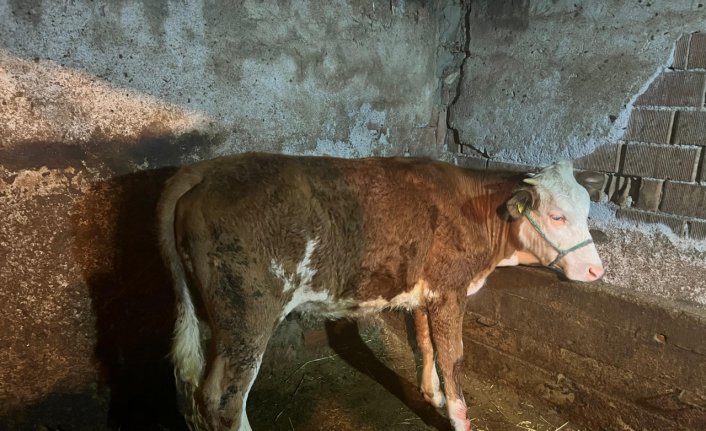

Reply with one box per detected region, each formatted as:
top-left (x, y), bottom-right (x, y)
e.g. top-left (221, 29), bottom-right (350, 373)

top-left (519, 206), bottom-right (594, 268)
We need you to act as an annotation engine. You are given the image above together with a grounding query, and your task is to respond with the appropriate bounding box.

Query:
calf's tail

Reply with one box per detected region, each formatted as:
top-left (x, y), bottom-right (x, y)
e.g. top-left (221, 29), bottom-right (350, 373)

top-left (157, 168), bottom-right (206, 390)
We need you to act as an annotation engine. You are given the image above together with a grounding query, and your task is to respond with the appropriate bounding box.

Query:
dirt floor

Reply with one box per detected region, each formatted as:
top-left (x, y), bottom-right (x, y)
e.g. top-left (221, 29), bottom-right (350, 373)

top-left (249, 318), bottom-right (584, 431)
top-left (0, 314), bottom-right (586, 431)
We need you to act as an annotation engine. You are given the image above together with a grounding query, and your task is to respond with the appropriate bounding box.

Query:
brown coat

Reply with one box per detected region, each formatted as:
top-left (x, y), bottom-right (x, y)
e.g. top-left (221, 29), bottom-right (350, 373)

top-left (158, 153), bottom-right (600, 431)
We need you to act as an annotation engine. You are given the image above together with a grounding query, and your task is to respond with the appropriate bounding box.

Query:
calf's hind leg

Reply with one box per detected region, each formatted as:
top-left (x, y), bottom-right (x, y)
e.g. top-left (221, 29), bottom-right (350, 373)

top-left (200, 345), bottom-right (265, 431)
top-left (199, 269), bottom-right (280, 431)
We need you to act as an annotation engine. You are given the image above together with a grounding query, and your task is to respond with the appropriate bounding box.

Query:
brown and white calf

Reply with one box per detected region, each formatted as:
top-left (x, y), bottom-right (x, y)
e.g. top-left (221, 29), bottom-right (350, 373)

top-left (158, 153), bottom-right (603, 431)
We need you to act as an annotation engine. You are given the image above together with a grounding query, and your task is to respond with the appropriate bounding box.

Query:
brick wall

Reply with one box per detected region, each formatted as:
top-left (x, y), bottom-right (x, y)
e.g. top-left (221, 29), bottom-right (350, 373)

top-left (455, 32), bottom-right (706, 241)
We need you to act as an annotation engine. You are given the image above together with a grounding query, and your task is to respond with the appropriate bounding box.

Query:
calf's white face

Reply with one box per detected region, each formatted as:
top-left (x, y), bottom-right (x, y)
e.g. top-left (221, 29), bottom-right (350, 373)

top-left (510, 161), bottom-right (604, 282)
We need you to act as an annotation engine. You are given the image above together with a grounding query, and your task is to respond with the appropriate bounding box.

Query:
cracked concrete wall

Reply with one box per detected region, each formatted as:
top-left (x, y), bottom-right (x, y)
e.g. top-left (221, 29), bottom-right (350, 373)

top-left (448, 0), bottom-right (706, 164)
top-left (443, 0), bottom-right (706, 307)
top-left (3, 0), bottom-right (704, 428)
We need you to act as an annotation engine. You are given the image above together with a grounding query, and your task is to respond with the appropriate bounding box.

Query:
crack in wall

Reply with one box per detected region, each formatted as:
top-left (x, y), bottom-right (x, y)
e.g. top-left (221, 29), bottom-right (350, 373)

top-left (442, 1), bottom-right (488, 159)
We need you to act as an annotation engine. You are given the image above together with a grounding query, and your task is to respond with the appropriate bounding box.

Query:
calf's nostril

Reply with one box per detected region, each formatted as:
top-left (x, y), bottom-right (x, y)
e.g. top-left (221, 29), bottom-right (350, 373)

top-left (588, 266), bottom-right (604, 280)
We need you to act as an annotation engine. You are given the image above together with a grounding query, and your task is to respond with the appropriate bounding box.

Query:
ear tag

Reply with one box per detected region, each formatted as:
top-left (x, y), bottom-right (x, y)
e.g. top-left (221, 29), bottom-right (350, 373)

top-left (516, 202), bottom-right (525, 214)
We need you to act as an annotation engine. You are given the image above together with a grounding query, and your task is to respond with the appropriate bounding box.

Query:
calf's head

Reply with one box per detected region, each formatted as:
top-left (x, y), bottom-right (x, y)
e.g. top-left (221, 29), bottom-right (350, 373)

top-left (506, 161), bottom-right (604, 282)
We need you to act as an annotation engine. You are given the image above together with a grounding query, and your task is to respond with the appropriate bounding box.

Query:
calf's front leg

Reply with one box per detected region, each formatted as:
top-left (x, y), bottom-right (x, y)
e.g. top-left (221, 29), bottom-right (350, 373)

top-left (428, 295), bottom-right (471, 431)
top-left (413, 308), bottom-right (445, 408)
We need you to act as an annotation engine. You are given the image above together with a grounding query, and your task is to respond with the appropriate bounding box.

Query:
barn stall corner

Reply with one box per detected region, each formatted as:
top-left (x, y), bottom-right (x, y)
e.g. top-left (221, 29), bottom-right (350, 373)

top-left (1, 1), bottom-right (705, 430)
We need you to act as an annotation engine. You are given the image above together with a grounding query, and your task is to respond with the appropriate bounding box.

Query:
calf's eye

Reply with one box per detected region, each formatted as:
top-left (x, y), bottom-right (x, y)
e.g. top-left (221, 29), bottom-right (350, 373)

top-left (550, 214), bottom-right (566, 222)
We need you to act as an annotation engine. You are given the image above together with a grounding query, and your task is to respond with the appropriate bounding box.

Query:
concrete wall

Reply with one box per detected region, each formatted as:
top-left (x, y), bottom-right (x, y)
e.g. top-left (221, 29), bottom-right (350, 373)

top-left (465, 267), bottom-right (706, 431)
top-left (0, 0), bottom-right (450, 165)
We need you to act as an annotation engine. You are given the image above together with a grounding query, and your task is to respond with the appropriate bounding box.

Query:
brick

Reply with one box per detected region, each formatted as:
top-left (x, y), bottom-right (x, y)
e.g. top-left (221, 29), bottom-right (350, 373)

top-left (622, 143), bottom-right (699, 181)
top-left (688, 219), bottom-right (706, 241)
top-left (574, 143), bottom-right (620, 172)
top-left (623, 110), bottom-right (673, 144)
top-left (672, 33), bottom-right (691, 70)
top-left (701, 153), bottom-right (706, 182)
top-left (673, 111), bottom-right (706, 146)
top-left (606, 175), bottom-right (639, 206)
top-left (634, 71), bottom-right (706, 107)
top-left (687, 32), bottom-right (706, 70)
top-left (635, 178), bottom-right (664, 211)
top-left (661, 181), bottom-right (706, 218)
top-left (574, 170), bottom-right (607, 201)
top-left (616, 208), bottom-right (685, 235)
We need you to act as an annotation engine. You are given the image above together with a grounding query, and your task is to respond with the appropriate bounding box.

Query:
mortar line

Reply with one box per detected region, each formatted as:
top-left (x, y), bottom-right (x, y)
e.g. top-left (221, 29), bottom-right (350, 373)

top-left (615, 141), bottom-right (630, 176)
top-left (695, 147), bottom-right (704, 183)
top-left (668, 110), bottom-right (678, 145)
top-left (684, 33), bottom-right (692, 70)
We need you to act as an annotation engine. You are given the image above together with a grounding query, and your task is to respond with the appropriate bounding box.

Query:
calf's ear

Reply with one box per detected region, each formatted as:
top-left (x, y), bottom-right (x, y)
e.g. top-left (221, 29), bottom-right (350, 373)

top-left (506, 186), bottom-right (539, 219)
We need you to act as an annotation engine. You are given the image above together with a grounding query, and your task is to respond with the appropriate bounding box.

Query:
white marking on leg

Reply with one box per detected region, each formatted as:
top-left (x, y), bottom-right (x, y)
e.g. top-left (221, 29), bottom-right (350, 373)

top-left (239, 353), bottom-right (263, 431)
top-left (422, 359), bottom-right (445, 408)
top-left (447, 398), bottom-right (471, 431)
top-left (466, 277), bottom-right (487, 296)
top-left (430, 364), bottom-right (445, 407)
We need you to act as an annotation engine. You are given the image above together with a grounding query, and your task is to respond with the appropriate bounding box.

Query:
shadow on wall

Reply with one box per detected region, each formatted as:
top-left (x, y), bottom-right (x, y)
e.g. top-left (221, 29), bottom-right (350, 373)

top-left (72, 166), bottom-right (186, 430)
top-left (67, 166), bottom-right (452, 430)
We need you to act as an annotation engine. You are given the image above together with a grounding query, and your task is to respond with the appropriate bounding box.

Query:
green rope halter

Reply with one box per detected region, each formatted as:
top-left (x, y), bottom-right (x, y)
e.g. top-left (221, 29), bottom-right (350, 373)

top-left (518, 204), bottom-right (594, 268)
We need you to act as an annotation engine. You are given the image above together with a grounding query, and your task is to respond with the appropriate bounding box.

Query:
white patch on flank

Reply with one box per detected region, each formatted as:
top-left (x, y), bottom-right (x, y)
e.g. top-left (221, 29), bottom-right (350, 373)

top-left (295, 238), bottom-right (317, 290)
top-left (172, 282), bottom-right (204, 386)
top-left (271, 238), bottom-right (318, 292)
top-left (466, 277), bottom-right (487, 296)
top-left (239, 353), bottom-right (263, 431)
top-left (359, 281), bottom-right (424, 312)
top-left (273, 238), bottom-right (330, 318)
top-left (448, 398), bottom-right (470, 431)
top-left (269, 260), bottom-right (291, 290)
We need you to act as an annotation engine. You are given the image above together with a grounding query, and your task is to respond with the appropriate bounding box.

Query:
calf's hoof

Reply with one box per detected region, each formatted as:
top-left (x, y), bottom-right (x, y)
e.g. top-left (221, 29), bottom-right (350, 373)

top-left (422, 388), bottom-right (446, 408)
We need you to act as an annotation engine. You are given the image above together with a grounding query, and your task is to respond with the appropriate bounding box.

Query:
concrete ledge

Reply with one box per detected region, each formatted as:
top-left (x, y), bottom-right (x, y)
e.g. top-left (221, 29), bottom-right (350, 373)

top-left (464, 267), bottom-right (706, 430)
